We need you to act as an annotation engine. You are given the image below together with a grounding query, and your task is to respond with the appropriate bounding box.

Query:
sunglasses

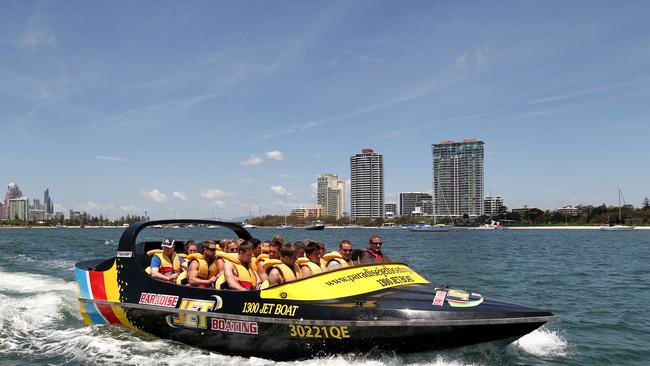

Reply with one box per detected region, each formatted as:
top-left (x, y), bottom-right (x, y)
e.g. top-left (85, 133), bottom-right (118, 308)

top-left (341, 249), bottom-right (353, 253)
top-left (371, 242), bottom-right (382, 245)
top-left (228, 248), bottom-right (238, 253)
top-left (206, 247), bottom-right (217, 251)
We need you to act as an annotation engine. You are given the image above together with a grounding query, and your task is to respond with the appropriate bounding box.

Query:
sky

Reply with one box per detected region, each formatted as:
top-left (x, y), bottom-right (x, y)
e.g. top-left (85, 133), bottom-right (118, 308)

top-left (1, 1), bottom-right (650, 220)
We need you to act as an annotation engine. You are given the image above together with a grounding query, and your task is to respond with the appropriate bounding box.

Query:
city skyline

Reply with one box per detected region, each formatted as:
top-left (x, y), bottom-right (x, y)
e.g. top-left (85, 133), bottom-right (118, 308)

top-left (2, 2), bottom-right (650, 219)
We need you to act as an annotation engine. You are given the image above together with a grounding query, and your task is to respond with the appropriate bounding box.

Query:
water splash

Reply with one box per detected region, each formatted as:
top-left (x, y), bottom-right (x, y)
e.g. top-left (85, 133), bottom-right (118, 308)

top-left (511, 327), bottom-right (569, 357)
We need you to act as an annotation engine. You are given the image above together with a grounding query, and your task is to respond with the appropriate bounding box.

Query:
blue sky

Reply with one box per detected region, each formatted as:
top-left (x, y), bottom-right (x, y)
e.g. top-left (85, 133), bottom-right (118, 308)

top-left (2, 1), bottom-right (649, 219)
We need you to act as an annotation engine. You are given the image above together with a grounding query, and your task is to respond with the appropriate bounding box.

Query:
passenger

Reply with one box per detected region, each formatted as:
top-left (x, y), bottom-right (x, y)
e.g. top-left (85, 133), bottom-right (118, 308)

top-left (251, 238), bottom-right (262, 257)
top-left (223, 241), bottom-right (258, 290)
top-left (272, 235), bottom-right (285, 246)
top-left (360, 234), bottom-right (390, 264)
top-left (150, 238), bottom-right (183, 282)
top-left (324, 240), bottom-right (353, 270)
top-left (215, 240), bottom-right (238, 275)
top-left (265, 243), bottom-right (298, 286)
top-left (180, 240), bottom-right (198, 271)
top-left (187, 240), bottom-right (219, 288)
top-left (350, 249), bottom-right (364, 265)
top-left (293, 241), bottom-right (306, 259)
top-left (297, 242), bottom-right (323, 278)
top-left (257, 239), bottom-right (281, 281)
top-left (260, 240), bottom-right (271, 254)
top-left (218, 238), bottom-right (231, 251)
top-left (317, 242), bottom-right (327, 268)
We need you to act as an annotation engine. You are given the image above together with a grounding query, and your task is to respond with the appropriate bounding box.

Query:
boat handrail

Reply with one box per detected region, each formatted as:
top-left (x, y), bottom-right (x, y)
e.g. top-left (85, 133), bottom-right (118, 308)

top-left (117, 219), bottom-right (253, 255)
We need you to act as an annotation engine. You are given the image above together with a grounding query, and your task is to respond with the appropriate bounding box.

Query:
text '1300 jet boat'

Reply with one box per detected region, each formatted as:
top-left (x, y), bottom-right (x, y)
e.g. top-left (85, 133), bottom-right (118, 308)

top-left (75, 220), bottom-right (554, 360)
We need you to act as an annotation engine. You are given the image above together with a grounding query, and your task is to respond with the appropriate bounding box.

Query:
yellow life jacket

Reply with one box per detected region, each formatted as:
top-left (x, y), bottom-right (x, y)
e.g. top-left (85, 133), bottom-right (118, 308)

top-left (251, 253), bottom-right (269, 271)
top-left (262, 259), bottom-right (297, 282)
top-left (218, 252), bottom-right (257, 286)
top-left (296, 257), bottom-right (322, 275)
top-left (187, 253), bottom-right (218, 280)
top-left (323, 251), bottom-right (350, 269)
top-left (145, 249), bottom-right (181, 275)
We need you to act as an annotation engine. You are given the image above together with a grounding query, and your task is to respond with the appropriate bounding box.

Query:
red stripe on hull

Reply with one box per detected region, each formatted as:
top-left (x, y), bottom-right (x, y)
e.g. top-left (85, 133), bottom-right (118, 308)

top-left (88, 271), bottom-right (121, 324)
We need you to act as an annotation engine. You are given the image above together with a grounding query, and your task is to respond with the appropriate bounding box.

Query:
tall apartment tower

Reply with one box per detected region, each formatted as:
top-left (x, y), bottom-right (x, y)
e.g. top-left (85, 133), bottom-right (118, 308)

top-left (317, 174), bottom-right (345, 219)
top-left (2, 183), bottom-right (23, 219)
top-left (350, 148), bottom-right (384, 220)
top-left (44, 188), bottom-right (54, 214)
top-left (432, 139), bottom-right (484, 218)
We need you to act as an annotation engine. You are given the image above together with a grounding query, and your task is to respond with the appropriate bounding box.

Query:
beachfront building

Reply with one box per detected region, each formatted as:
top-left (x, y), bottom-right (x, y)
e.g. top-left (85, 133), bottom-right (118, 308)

top-left (290, 205), bottom-right (323, 220)
top-left (9, 197), bottom-right (29, 221)
top-left (399, 192), bottom-right (433, 216)
top-left (384, 203), bottom-right (397, 218)
top-left (432, 139), bottom-right (484, 218)
top-left (2, 183), bottom-right (23, 220)
top-left (317, 174), bottom-right (345, 220)
top-left (484, 196), bottom-right (505, 217)
top-left (556, 206), bottom-right (582, 217)
top-left (512, 204), bottom-right (535, 216)
top-left (350, 148), bottom-right (384, 220)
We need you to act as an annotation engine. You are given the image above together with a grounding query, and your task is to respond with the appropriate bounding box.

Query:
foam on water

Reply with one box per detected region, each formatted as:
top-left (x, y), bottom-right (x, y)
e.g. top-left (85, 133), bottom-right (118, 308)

top-left (511, 327), bottom-right (569, 357)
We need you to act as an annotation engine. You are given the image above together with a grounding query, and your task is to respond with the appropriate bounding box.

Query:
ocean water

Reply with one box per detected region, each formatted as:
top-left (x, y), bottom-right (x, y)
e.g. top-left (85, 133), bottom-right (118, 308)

top-left (1, 227), bottom-right (648, 365)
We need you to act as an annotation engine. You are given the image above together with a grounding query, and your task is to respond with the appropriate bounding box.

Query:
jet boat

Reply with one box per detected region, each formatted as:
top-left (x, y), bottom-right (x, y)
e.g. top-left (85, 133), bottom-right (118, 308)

top-left (75, 219), bottom-right (554, 360)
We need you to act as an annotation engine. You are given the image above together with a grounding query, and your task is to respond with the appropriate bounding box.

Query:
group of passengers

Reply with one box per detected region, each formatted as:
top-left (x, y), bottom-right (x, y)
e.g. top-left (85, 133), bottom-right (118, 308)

top-left (148, 233), bottom-right (390, 291)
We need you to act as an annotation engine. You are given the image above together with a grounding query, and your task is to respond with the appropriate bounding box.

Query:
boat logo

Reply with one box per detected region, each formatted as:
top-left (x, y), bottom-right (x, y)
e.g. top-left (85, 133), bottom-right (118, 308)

top-left (432, 290), bottom-right (446, 306)
top-left (211, 318), bottom-right (258, 335)
top-left (117, 251), bottom-right (132, 258)
top-left (139, 292), bottom-right (179, 307)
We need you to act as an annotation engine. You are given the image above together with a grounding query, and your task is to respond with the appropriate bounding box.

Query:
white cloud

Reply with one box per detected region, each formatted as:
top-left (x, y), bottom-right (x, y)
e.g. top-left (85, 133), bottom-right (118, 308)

top-left (172, 191), bottom-right (188, 201)
top-left (78, 201), bottom-right (100, 211)
top-left (241, 155), bottom-right (263, 166)
top-left (309, 182), bottom-right (318, 199)
top-left (265, 150), bottom-right (284, 160)
top-left (120, 204), bottom-right (139, 211)
top-left (212, 200), bottom-right (226, 208)
top-left (200, 188), bottom-right (229, 199)
top-left (271, 185), bottom-right (293, 198)
top-left (141, 189), bottom-right (167, 203)
top-left (95, 155), bottom-right (128, 162)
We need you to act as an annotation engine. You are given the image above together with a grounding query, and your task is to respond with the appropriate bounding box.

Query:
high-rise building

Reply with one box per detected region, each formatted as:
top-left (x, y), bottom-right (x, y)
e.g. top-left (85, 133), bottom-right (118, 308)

top-left (399, 192), bottom-right (433, 216)
top-left (432, 139), bottom-right (484, 218)
top-left (2, 183), bottom-right (23, 219)
top-left (317, 174), bottom-right (345, 219)
top-left (44, 188), bottom-right (54, 214)
top-left (9, 197), bottom-right (29, 221)
top-left (484, 196), bottom-right (505, 217)
top-left (350, 148), bottom-right (384, 220)
top-left (384, 203), bottom-right (397, 218)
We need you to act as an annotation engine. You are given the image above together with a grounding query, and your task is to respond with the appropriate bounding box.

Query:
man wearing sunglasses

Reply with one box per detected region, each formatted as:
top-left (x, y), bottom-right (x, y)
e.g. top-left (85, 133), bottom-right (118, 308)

top-left (325, 240), bottom-right (353, 270)
top-left (360, 234), bottom-right (390, 264)
top-left (187, 240), bottom-right (219, 288)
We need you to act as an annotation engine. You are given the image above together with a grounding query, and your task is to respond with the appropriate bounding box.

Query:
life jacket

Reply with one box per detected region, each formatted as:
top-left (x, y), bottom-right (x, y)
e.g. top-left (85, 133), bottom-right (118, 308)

top-left (262, 259), bottom-right (297, 283)
top-left (322, 251), bottom-right (350, 269)
top-left (145, 249), bottom-right (181, 277)
top-left (187, 253), bottom-right (218, 287)
top-left (251, 253), bottom-right (269, 272)
top-left (218, 252), bottom-right (257, 289)
top-left (364, 248), bottom-right (386, 262)
top-left (296, 257), bottom-right (322, 276)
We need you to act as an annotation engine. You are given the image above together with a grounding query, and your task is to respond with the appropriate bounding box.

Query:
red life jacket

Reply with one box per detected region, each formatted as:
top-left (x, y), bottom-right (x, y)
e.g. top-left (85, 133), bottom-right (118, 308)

top-left (364, 248), bottom-right (385, 262)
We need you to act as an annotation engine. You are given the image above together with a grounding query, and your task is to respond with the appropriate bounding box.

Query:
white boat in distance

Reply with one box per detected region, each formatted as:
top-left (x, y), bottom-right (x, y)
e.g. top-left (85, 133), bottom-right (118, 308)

top-left (474, 220), bottom-right (506, 230)
top-left (408, 222), bottom-right (453, 232)
top-left (378, 223), bottom-right (404, 229)
top-left (601, 189), bottom-right (635, 231)
top-left (242, 222), bottom-right (258, 229)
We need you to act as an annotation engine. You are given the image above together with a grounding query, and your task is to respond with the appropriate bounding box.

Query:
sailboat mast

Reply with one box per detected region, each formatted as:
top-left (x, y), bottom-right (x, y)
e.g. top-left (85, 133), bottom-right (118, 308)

top-left (618, 189), bottom-right (622, 223)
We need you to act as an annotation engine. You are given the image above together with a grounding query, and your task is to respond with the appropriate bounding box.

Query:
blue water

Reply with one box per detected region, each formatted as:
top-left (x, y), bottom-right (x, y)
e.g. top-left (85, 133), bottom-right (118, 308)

top-left (1, 227), bottom-right (648, 365)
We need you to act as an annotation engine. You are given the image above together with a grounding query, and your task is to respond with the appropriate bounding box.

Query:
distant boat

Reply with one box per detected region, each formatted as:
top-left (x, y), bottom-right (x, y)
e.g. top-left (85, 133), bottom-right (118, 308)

top-left (207, 225), bottom-right (220, 229)
top-left (601, 189), bottom-right (635, 231)
top-left (474, 220), bottom-right (506, 230)
top-left (408, 222), bottom-right (453, 232)
top-left (242, 222), bottom-right (258, 229)
top-left (305, 220), bottom-right (325, 231)
top-left (276, 216), bottom-right (293, 230)
top-left (378, 223), bottom-right (403, 230)
top-left (342, 224), bottom-right (362, 229)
